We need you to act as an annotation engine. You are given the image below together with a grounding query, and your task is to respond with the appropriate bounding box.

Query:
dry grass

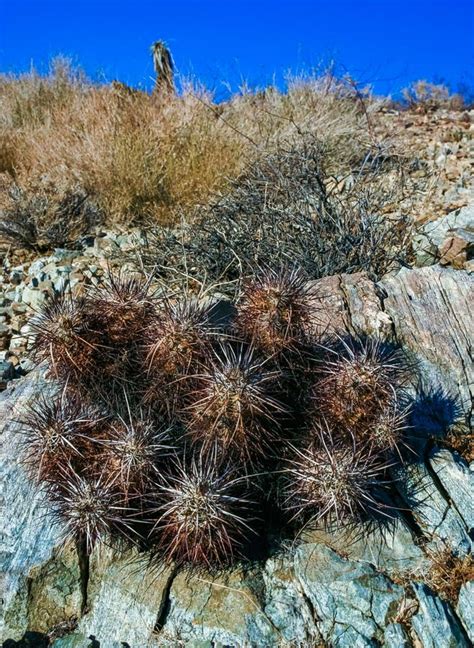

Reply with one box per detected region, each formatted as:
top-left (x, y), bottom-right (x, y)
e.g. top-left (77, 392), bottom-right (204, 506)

top-left (0, 59), bottom-right (380, 231)
top-left (401, 80), bottom-right (466, 113)
top-left (424, 548), bottom-right (474, 603)
top-left (393, 547), bottom-right (474, 605)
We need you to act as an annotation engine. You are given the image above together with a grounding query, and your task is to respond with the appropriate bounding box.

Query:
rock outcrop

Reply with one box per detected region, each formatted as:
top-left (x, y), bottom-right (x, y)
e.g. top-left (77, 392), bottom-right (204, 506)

top-left (1, 264), bottom-right (472, 647)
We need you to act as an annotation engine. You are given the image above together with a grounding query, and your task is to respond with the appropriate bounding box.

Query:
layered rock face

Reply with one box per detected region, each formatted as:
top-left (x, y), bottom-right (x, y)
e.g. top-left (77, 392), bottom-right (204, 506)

top-left (1, 263), bottom-right (472, 647)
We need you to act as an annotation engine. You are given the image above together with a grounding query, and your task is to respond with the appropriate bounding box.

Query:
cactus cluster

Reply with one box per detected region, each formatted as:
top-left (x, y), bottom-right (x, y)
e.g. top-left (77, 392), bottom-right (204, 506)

top-left (21, 268), bottom-right (413, 568)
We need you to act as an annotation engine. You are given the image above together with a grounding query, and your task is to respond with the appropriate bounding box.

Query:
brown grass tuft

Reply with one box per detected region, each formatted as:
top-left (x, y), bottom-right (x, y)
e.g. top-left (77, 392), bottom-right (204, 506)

top-left (0, 60), bottom-right (382, 231)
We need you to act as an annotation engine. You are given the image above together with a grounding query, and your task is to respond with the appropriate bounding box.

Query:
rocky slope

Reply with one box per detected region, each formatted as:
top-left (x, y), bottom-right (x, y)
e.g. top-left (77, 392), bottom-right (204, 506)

top-left (1, 253), bottom-right (472, 646)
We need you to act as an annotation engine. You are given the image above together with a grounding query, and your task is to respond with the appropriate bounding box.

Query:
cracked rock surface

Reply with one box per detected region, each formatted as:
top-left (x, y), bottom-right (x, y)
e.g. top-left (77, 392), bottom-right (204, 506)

top-left (1, 264), bottom-right (472, 647)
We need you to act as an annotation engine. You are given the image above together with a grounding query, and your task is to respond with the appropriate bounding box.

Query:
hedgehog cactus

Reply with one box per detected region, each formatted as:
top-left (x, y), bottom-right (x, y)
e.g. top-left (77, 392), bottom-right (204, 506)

top-left (22, 266), bottom-right (415, 567)
top-left (148, 451), bottom-right (255, 567)
top-left (234, 267), bottom-right (315, 355)
top-left (184, 342), bottom-right (285, 462)
top-left (281, 421), bottom-right (393, 528)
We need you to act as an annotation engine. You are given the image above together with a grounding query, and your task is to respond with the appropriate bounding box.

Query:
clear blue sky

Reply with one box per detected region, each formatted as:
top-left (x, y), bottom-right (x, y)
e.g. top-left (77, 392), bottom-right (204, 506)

top-left (1, 0), bottom-right (473, 98)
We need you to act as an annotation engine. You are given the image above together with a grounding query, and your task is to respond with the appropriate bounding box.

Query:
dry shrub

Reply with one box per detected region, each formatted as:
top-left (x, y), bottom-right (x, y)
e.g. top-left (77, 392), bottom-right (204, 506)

top-left (142, 140), bottom-right (413, 286)
top-left (402, 80), bottom-right (465, 112)
top-left (0, 181), bottom-right (103, 251)
top-left (0, 61), bottom-right (383, 229)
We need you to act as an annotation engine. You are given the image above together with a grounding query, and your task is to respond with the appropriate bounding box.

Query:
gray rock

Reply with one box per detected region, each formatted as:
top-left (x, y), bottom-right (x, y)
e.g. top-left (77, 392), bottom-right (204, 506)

top-left (161, 567), bottom-right (281, 646)
top-left (396, 461), bottom-right (472, 555)
top-left (294, 543), bottom-right (404, 647)
top-left (456, 580), bottom-right (474, 642)
top-left (305, 518), bottom-right (429, 577)
top-left (74, 549), bottom-right (172, 647)
top-left (21, 286), bottom-right (46, 310)
top-left (262, 554), bottom-right (323, 645)
top-left (380, 265), bottom-right (473, 431)
top-left (384, 622), bottom-right (410, 648)
top-left (428, 447), bottom-right (474, 534)
top-left (28, 259), bottom-right (47, 277)
top-left (411, 583), bottom-right (470, 647)
top-left (0, 360), bottom-right (16, 381)
top-left (0, 372), bottom-right (72, 641)
top-left (413, 202), bottom-right (474, 267)
top-left (53, 276), bottom-right (70, 293)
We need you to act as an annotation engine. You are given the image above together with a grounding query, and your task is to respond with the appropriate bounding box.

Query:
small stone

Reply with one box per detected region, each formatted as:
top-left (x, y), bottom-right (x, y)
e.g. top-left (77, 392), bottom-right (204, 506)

top-left (0, 323), bottom-right (11, 338)
top-left (56, 264), bottom-right (73, 274)
top-left (439, 232), bottom-right (473, 268)
top-left (21, 287), bottom-right (45, 310)
top-left (0, 337), bottom-right (10, 351)
top-left (28, 259), bottom-right (47, 276)
top-left (38, 280), bottom-right (54, 294)
top-left (10, 315), bottom-right (26, 333)
top-left (9, 271), bottom-right (23, 286)
top-left (19, 357), bottom-right (35, 374)
top-left (9, 354), bottom-right (20, 367)
top-left (11, 302), bottom-right (27, 314)
top-left (53, 276), bottom-right (70, 293)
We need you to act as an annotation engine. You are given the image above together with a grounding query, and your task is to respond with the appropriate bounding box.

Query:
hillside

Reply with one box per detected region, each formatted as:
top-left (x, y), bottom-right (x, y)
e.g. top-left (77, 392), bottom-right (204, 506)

top-left (0, 64), bottom-right (473, 648)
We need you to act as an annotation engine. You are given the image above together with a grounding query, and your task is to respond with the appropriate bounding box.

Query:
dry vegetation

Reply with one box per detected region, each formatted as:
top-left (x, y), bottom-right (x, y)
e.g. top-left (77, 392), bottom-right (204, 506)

top-left (1, 57), bottom-right (469, 276)
top-left (1, 58), bottom-right (384, 231)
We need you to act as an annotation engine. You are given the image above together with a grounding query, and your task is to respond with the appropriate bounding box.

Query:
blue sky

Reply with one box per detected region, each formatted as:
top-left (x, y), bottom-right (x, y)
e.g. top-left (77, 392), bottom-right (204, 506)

top-left (1, 0), bottom-right (473, 98)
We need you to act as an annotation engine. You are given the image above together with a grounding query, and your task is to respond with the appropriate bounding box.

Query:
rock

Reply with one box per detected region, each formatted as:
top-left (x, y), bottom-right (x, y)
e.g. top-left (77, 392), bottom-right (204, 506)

top-left (379, 265), bottom-right (473, 431)
top-left (456, 580), bottom-right (474, 642)
top-left (9, 271), bottom-right (23, 286)
top-left (161, 567), bottom-right (281, 646)
top-left (19, 357), bottom-right (35, 374)
top-left (395, 461), bottom-right (472, 555)
top-left (11, 302), bottom-right (27, 314)
top-left (0, 360), bottom-right (16, 381)
top-left (21, 286), bottom-right (45, 310)
top-left (0, 323), bottom-right (11, 351)
top-left (384, 622), bottom-right (411, 647)
top-left (439, 231), bottom-right (474, 268)
top-left (38, 280), bottom-right (54, 295)
top-left (262, 554), bottom-right (323, 645)
top-left (53, 276), bottom-right (69, 293)
top-left (0, 372), bottom-right (69, 641)
top-left (28, 259), bottom-right (47, 277)
top-left (294, 544), bottom-right (405, 647)
top-left (74, 549), bottom-right (173, 647)
top-left (305, 518), bottom-right (429, 577)
top-left (413, 203), bottom-right (474, 268)
top-left (411, 583), bottom-right (470, 647)
top-left (428, 448), bottom-right (474, 534)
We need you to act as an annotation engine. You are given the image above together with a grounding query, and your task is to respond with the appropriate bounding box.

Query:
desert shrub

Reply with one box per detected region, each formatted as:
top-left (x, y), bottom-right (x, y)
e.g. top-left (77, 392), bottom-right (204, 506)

top-left (0, 182), bottom-right (103, 251)
top-left (0, 62), bottom-right (384, 229)
top-left (140, 141), bottom-right (413, 287)
top-left (22, 267), bottom-right (415, 568)
top-left (402, 80), bottom-right (465, 112)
